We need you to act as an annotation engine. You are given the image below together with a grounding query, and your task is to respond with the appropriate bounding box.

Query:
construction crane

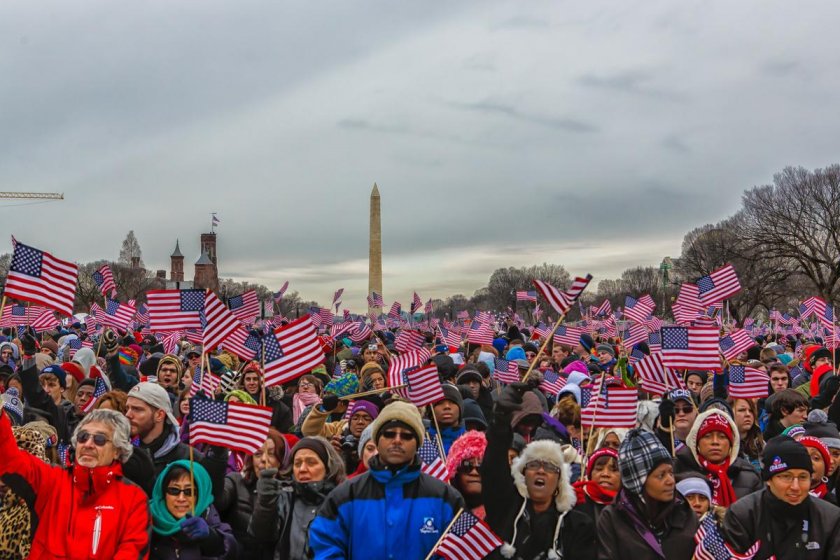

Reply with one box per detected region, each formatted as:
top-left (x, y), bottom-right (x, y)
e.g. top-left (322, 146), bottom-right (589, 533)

top-left (0, 192), bottom-right (63, 200)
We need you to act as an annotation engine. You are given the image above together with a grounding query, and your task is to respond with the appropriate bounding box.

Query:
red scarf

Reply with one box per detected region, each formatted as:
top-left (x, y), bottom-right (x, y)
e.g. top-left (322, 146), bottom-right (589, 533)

top-left (810, 481), bottom-right (829, 499)
top-left (572, 480), bottom-right (618, 505)
top-left (700, 458), bottom-right (737, 507)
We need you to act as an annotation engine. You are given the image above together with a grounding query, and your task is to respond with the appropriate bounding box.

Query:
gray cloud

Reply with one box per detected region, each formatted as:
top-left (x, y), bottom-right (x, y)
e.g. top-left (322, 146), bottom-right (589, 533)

top-left (447, 100), bottom-right (599, 133)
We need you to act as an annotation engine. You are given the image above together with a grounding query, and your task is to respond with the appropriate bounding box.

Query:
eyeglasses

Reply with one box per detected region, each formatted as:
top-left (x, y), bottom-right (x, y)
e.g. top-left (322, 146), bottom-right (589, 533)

top-left (77, 431), bottom-right (111, 447)
top-left (457, 461), bottom-right (481, 474)
top-left (674, 406), bottom-right (694, 415)
top-left (165, 487), bottom-right (195, 497)
top-left (524, 460), bottom-right (561, 474)
top-left (381, 430), bottom-right (416, 441)
top-left (775, 472), bottom-right (811, 486)
top-left (299, 381), bottom-right (314, 389)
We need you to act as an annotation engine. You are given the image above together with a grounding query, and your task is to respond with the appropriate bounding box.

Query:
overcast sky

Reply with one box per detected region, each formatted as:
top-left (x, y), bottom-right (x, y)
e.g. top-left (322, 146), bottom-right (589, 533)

top-left (2, 0), bottom-right (839, 310)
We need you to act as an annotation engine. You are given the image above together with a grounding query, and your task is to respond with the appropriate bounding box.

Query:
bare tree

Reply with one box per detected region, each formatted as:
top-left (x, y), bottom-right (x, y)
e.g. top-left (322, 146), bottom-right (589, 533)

top-left (119, 231), bottom-right (144, 268)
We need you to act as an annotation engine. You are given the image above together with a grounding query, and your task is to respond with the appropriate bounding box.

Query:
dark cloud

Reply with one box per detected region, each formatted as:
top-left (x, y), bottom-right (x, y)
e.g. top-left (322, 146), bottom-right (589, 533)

top-left (578, 70), bottom-right (685, 101)
top-left (447, 100), bottom-right (599, 133)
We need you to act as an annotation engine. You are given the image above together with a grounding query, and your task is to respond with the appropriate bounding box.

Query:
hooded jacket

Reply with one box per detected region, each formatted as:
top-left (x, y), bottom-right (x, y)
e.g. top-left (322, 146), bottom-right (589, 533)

top-left (722, 487), bottom-right (840, 560)
top-left (0, 410), bottom-right (151, 559)
top-left (674, 409), bottom-right (762, 501)
top-left (308, 454), bottom-right (464, 560)
top-left (482, 409), bottom-right (596, 559)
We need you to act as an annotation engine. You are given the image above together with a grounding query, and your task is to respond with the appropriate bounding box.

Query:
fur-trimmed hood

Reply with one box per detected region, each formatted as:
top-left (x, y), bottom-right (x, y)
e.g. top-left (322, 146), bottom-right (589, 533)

top-left (686, 409), bottom-right (740, 465)
top-left (511, 439), bottom-right (576, 512)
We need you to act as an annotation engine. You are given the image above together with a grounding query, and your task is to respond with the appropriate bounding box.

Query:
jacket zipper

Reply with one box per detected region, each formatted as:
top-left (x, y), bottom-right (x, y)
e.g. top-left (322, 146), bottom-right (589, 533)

top-left (92, 510), bottom-right (102, 556)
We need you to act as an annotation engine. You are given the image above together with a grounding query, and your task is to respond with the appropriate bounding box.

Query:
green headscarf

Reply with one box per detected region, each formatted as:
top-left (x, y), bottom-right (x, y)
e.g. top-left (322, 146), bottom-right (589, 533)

top-left (224, 390), bottom-right (257, 405)
top-left (149, 459), bottom-right (214, 536)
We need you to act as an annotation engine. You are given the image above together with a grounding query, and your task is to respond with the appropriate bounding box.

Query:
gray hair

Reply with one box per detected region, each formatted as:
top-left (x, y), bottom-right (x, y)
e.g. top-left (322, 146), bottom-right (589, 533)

top-left (71, 409), bottom-right (134, 463)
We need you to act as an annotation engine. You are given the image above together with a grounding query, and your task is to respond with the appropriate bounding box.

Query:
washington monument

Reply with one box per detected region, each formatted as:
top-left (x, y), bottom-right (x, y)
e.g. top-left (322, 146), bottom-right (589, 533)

top-left (368, 183), bottom-right (382, 310)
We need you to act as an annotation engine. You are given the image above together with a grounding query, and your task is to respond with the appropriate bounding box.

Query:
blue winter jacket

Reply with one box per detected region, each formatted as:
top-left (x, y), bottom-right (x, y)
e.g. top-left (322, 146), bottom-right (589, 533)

top-left (309, 455), bottom-right (464, 560)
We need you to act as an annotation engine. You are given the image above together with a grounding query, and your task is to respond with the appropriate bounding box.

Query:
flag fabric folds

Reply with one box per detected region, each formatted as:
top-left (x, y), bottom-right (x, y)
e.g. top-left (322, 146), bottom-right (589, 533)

top-left (261, 316), bottom-right (325, 387)
top-left (92, 264), bottom-right (117, 299)
top-left (147, 289), bottom-right (204, 331)
top-left (728, 365), bottom-right (770, 399)
top-left (533, 275), bottom-right (592, 316)
top-left (718, 329), bottom-right (755, 362)
top-left (189, 397), bottom-right (273, 455)
top-left (228, 290), bottom-right (260, 323)
top-left (696, 264), bottom-right (741, 305)
top-left (435, 510), bottom-right (503, 560)
top-left (661, 325), bottom-right (721, 371)
top-left (5, 237), bottom-right (78, 317)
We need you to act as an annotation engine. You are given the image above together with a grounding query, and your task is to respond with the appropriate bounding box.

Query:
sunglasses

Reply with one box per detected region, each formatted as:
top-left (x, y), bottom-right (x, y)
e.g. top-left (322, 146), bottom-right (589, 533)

top-left (381, 430), bottom-right (416, 441)
top-left (77, 431), bottom-right (111, 446)
top-left (524, 460), bottom-right (561, 474)
top-left (457, 461), bottom-right (481, 474)
top-left (674, 406), bottom-right (694, 415)
top-left (165, 487), bottom-right (195, 497)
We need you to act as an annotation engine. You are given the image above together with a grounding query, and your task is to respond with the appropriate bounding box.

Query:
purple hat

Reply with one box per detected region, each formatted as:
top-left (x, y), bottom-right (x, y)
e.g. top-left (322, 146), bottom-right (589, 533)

top-left (349, 399), bottom-right (380, 420)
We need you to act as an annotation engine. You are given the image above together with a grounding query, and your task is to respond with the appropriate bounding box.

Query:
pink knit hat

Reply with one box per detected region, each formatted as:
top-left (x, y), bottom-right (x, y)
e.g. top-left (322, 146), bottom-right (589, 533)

top-left (445, 430), bottom-right (487, 483)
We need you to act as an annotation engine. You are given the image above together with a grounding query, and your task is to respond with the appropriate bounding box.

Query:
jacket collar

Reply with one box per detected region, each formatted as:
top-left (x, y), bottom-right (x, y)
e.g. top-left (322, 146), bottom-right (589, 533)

top-left (72, 461), bottom-right (124, 495)
top-left (368, 455), bottom-right (421, 484)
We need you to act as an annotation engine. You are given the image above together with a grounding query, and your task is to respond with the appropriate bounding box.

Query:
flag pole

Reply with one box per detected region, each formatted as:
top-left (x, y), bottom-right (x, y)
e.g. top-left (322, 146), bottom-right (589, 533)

top-left (423, 508), bottom-right (464, 560)
top-left (189, 445), bottom-right (196, 516)
top-left (0, 296), bottom-right (6, 322)
top-left (260, 338), bottom-right (266, 407)
top-left (581, 371), bottom-right (607, 478)
top-left (338, 384), bottom-right (407, 401)
top-left (430, 409), bottom-right (448, 462)
top-left (521, 313), bottom-right (566, 383)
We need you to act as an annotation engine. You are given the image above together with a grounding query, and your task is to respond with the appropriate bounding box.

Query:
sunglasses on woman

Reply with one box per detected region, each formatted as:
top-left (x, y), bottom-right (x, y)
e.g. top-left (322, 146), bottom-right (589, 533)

top-left (165, 487), bottom-right (195, 497)
top-left (457, 461), bottom-right (481, 474)
top-left (524, 460), bottom-right (561, 474)
top-left (77, 431), bottom-right (111, 447)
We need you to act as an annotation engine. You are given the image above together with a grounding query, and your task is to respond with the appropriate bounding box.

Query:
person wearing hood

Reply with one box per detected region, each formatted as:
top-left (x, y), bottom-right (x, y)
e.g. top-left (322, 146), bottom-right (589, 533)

top-left (216, 428), bottom-right (291, 558)
top-left (655, 388), bottom-right (698, 451)
top-left (309, 402), bottom-right (464, 560)
top-left (238, 362), bottom-right (293, 433)
top-left (721, 436), bottom-right (840, 559)
top-left (573, 447), bottom-right (621, 529)
top-left (674, 410), bottom-right (762, 506)
top-left (599, 428), bottom-right (698, 559)
top-left (446, 430), bottom-right (488, 519)
top-left (482, 382), bottom-right (595, 559)
top-left (427, 383), bottom-right (466, 455)
top-left (149, 460), bottom-right (237, 560)
top-left (0, 406), bottom-right (151, 558)
top-left (456, 364), bottom-right (495, 421)
top-left (0, 341), bottom-right (17, 370)
top-left (249, 436), bottom-right (346, 560)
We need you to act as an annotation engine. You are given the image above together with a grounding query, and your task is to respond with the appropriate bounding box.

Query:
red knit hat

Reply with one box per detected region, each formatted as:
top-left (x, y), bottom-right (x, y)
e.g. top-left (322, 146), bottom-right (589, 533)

top-left (586, 447), bottom-right (619, 479)
top-left (697, 412), bottom-right (734, 443)
top-left (810, 363), bottom-right (834, 398)
top-left (800, 436), bottom-right (831, 472)
top-left (61, 362), bottom-right (86, 384)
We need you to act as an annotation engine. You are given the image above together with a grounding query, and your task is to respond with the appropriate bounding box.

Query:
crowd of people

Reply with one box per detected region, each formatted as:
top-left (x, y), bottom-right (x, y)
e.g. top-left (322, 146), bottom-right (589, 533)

top-left (1, 318), bottom-right (840, 559)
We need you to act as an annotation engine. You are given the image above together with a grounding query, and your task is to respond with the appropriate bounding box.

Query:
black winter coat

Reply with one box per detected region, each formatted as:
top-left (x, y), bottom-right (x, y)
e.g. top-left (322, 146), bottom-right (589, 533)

top-left (674, 446), bottom-right (762, 501)
top-left (216, 472), bottom-right (272, 560)
top-left (721, 488), bottom-right (840, 560)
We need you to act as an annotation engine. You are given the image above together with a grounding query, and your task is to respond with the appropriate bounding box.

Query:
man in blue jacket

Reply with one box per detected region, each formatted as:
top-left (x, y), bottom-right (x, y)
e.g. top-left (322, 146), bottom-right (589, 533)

top-left (309, 400), bottom-right (465, 559)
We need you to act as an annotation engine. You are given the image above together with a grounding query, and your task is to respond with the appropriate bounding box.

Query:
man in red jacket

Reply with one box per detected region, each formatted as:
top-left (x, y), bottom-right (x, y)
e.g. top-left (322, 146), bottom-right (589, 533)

top-left (0, 403), bottom-right (151, 559)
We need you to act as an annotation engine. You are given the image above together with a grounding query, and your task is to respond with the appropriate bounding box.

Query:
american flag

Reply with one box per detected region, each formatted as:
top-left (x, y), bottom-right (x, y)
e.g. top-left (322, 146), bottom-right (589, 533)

top-left (673, 283), bottom-right (705, 325)
top-left (634, 352), bottom-right (684, 395)
top-left (5, 237), bottom-right (78, 317)
top-left (261, 315), bottom-right (325, 387)
top-left (92, 264), bottom-right (117, 299)
top-left (533, 303), bottom-right (542, 320)
top-left (30, 309), bottom-right (60, 331)
top-left (718, 329), bottom-right (755, 362)
top-left (405, 364), bottom-right (445, 407)
top-left (539, 370), bottom-right (566, 395)
top-left (67, 337), bottom-right (93, 359)
top-left (203, 291), bottom-right (243, 352)
top-left (819, 304), bottom-right (835, 329)
top-left (467, 321), bottom-right (493, 346)
top-left (594, 299), bottom-right (612, 317)
top-left (553, 325), bottom-right (582, 347)
top-left (368, 291), bottom-right (384, 308)
top-left (187, 366), bottom-right (203, 398)
top-left (439, 326), bottom-right (461, 348)
top-left (349, 321), bottom-right (373, 343)
top-left (221, 328), bottom-right (261, 361)
top-left (661, 325), bottom-right (721, 371)
top-left (330, 321), bottom-right (356, 340)
top-left (456, 310), bottom-right (470, 320)
top-left (435, 510), bottom-right (503, 560)
top-left (332, 288), bottom-right (345, 308)
top-left (418, 437), bottom-right (447, 480)
top-left (800, 296), bottom-right (826, 320)
top-left (580, 378), bottom-right (637, 428)
top-left (516, 290), bottom-right (537, 302)
top-left (644, 316), bottom-right (664, 333)
top-left (388, 302), bottom-right (401, 319)
top-left (228, 290), bottom-right (260, 323)
top-left (647, 331), bottom-right (662, 353)
top-left (494, 359), bottom-right (520, 384)
top-left (395, 329), bottom-right (426, 353)
top-left (134, 303), bottom-right (149, 326)
top-left (424, 298), bottom-right (433, 315)
top-left (728, 365), bottom-right (770, 399)
top-left (189, 397), bottom-right (273, 455)
top-left (694, 513), bottom-right (762, 560)
top-left (696, 264), bottom-right (741, 305)
top-left (147, 289), bottom-right (204, 331)
top-left (0, 304), bottom-right (47, 327)
top-left (99, 298), bottom-right (137, 330)
top-left (411, 292), bottom-right (423, 313)
top-left (159, 331), bottom-right (183, 355)
top-left (533, 274), bottom-right (592, 316)
top-left (273, 281), bottom-right (289, 302)
top-left (81, 377), bottom-right (109, 414)
top-left (621, 323), bottom-right (648, 348)
top-left (387, 348), bottom-right (432, 397)
top-left (309, 307), bottom-right (334, 328)
top-left (624, 295), bottom-right (655, 323)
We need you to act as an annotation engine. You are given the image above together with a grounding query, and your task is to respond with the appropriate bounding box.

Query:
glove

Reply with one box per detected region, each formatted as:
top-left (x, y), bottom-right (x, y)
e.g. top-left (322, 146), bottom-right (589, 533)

top-left (659, 398), bottom-right (675, 429)
top-left (179, 514), bottom-right (210, 540)
top-left (255, 468), bottom-right (282, 499)
top-left (495, 382), bottom-right (529, 414)
top-left (103, 329), bottom-right (120, 355)
top-left (21, 333), bottom-right (39, 357)
top-left (321, 394), bottom-right (340, 412)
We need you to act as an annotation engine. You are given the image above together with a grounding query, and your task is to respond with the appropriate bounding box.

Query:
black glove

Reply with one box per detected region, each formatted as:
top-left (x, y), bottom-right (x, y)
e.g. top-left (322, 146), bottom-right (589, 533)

top-left (659, 398), bottom-right (675, 429)
top-left (103, 329), bottom-right (120, 355)
top-left (321, 394), bottom-right (340, 412)
top-left (255, 468), bottom-right (282, 499)
top-left (21, 333), bottom-right (39, 357)
top-left (496, 382), bottom-right (529, 414)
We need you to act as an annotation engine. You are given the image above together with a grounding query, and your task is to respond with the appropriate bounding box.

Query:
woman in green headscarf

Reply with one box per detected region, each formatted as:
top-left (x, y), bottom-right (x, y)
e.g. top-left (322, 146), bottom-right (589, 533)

top-left (148, 460), bottom-right (237, 560)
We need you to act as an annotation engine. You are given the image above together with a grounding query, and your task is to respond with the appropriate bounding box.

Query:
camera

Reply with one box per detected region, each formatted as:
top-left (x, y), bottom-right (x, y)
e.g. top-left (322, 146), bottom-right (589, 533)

top-left (340, 434), bottom-right (358, 451)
